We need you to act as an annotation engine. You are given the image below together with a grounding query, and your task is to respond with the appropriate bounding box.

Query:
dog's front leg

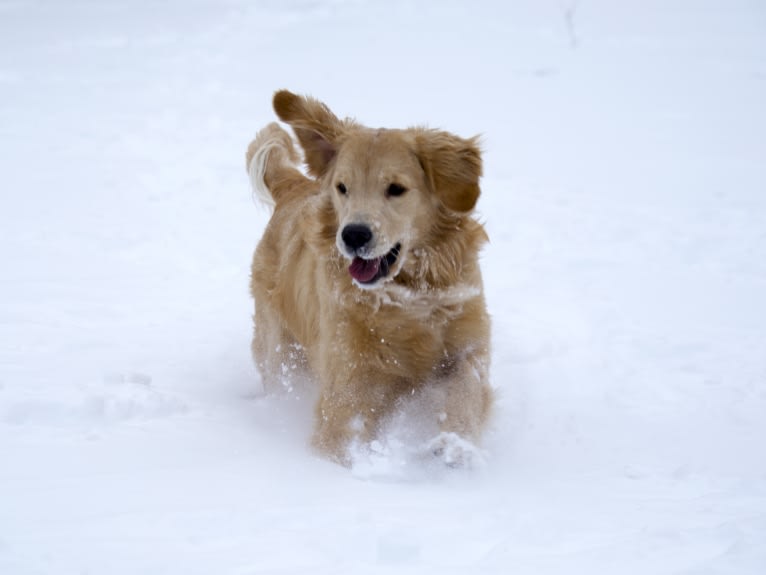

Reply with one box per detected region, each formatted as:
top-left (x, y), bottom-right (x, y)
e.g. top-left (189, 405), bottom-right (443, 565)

top-left (428, 351), bottom-right (493, 467)
top-left (311, 370), bottom-right (394, 466)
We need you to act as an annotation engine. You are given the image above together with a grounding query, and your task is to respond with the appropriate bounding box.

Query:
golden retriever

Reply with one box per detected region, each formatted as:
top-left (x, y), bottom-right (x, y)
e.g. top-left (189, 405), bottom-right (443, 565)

top-left (246, 90), bottom-right (492, 466)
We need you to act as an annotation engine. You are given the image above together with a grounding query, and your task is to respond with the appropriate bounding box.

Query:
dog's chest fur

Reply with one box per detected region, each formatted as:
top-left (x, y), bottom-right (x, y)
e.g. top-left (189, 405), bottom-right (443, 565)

top-left (304, 261), bottom-right (482, 379)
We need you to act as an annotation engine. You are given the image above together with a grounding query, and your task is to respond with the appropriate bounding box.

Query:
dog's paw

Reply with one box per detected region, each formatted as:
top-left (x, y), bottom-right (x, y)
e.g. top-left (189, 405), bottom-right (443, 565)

top-left (349, 438), bottom-right (411, 480)
top-left (425, 432), bottom-right (487, 469)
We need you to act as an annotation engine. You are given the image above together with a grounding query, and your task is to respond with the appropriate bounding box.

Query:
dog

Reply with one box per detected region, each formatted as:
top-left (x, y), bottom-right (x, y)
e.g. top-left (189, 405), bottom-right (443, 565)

top-left (246, 90), bottom-right (492, 466)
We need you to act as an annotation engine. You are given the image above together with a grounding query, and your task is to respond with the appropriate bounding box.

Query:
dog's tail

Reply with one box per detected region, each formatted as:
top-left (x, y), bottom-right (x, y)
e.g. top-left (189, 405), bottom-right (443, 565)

top-left (246, 122), bottom-right (302, 208)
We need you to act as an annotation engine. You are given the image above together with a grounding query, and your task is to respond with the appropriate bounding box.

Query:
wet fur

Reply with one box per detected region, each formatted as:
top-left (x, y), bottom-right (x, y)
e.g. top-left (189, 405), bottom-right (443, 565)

top-left (247, 90), bottom-right (492, 465)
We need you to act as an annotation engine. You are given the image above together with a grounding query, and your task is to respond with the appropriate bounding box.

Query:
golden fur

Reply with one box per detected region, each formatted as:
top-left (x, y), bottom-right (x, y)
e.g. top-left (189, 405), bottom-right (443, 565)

top-left (246, 90), bottom-right (492, 465)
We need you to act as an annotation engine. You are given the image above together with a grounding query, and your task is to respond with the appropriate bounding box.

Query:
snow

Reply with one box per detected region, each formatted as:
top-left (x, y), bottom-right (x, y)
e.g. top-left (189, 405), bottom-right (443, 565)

top-left (1, 0), bottom-right (765, 573)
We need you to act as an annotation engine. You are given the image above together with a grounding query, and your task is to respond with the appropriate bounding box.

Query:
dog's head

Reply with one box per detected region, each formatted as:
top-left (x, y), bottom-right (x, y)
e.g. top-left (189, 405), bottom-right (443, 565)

top-left (273, 90), bottom-right (483, 289)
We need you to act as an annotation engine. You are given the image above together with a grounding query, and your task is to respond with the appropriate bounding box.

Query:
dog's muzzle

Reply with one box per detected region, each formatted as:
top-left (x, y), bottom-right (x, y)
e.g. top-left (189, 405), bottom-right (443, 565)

top-left (348, 243), bottom-right (401, 284)
top-left (341, 224), bottom-right (401, 285)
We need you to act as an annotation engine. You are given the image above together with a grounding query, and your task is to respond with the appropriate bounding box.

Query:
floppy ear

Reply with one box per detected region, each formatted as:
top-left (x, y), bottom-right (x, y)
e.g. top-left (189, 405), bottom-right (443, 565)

top-left (273, 90), bottom-right (345, 178)
top-left (415, 130), bottom-right (483, 213)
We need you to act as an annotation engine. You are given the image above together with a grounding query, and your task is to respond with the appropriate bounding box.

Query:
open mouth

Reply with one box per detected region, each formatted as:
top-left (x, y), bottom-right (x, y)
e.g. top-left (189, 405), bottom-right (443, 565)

top-left (348, 243), bottom-right (401, 285)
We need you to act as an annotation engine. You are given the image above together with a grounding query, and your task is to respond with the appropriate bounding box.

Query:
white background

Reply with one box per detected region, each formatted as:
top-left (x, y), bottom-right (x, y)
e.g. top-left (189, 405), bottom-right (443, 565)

top-left (1, 1), bottom-right (765, 573)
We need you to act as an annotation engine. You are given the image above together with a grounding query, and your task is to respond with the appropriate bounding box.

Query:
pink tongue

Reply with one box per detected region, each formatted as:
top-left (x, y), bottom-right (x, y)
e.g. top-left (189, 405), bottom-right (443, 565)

top-left (349, 257), bottom-right (381, 283)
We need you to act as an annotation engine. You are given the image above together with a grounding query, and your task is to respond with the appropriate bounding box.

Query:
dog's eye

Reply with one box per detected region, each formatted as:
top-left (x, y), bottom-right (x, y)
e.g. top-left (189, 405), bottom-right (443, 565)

top-left (387, 183), bottom-right (407, 197)
top-left (336, 182), bottom-right (347, 195)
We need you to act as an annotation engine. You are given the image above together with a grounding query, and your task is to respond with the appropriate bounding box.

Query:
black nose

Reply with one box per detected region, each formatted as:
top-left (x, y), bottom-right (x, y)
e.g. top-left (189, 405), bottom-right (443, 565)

top-left (341, 224), bottom-right (373, 251)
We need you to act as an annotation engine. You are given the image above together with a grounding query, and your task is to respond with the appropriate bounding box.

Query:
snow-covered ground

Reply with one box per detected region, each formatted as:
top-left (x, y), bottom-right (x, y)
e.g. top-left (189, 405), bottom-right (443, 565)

top-left (1, 1), bottom-right (765, 573)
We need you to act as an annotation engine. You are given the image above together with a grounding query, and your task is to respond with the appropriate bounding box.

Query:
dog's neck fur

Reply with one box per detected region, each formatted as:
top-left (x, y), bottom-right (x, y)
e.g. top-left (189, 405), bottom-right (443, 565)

top-left (398, 207), bottom-right (488, 290)
top-left (344, 213), bottom-right (486, 315)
